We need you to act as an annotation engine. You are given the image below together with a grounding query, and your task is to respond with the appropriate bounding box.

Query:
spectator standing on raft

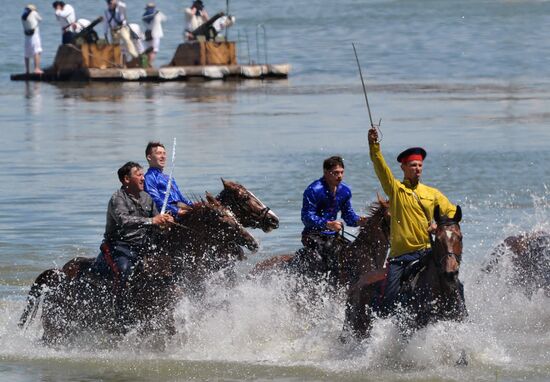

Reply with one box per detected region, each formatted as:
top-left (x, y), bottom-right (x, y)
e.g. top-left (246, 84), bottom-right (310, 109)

top-left (21, 4), bottom-right (43, 74)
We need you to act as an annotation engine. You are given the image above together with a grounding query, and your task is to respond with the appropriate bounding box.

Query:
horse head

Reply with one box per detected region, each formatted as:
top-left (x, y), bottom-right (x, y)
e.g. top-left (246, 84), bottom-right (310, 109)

top-left (433, 205), bottom-right (463, 282)
top-left (217, 178), bottom-right (279, 232)
top-left (196, 192), bottom-right (259, 252)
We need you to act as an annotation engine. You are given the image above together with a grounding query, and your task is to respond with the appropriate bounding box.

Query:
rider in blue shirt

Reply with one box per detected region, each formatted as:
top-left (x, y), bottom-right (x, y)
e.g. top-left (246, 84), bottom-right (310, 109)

top-left (298, 156), bottom-right (367, 276)
top-left (144, 141), bottom-right (193, 217)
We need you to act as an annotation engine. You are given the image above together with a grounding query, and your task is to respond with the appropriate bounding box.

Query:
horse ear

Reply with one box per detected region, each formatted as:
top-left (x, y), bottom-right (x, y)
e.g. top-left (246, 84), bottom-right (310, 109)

top-left (221, 178), bottom-right (228, 188)
top-left (434, 205), bottom-right (441, 223)
top-left (453, 205), bottom-right (462, 223)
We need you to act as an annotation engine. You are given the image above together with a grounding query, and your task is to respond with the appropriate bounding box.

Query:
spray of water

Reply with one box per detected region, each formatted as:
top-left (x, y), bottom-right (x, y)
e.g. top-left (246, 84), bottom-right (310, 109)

top-left (0, 189), bottom-right (548, 380)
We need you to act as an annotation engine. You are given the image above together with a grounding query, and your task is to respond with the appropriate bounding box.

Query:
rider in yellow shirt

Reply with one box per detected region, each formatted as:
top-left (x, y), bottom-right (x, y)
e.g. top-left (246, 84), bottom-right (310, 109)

top-left (368, 127), bottom-right (457, 313)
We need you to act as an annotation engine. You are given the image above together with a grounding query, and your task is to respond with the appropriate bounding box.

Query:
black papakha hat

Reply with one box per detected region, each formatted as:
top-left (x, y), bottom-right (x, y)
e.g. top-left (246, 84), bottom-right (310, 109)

top-left (397, 147), bottom-right (427, 163)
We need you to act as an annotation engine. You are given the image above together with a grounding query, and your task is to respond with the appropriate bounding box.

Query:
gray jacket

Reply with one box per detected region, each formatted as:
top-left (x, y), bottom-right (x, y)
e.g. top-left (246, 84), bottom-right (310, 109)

top-left (104, 188), bottom-right (158, 249)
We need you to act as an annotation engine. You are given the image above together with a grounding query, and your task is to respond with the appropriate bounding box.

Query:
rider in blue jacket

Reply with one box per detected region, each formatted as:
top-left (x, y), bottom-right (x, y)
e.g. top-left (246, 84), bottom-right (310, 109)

top-left (144, 141), bottom-right (193, 217)
top-left (299, 156), bottom-right (367, 276)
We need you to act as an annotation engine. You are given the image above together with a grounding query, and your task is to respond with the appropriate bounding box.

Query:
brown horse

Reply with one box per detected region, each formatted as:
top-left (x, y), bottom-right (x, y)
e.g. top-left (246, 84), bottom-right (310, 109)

top-left (209, 179), bottom-right (279, 265)
top-left (344, 205), bottom-right (467, 340)
top-left (483, 230), bottom-right (550, 297)
top-left (216, 178), bottom-right (279, 233)
top-left (18, 198), bottom-right (258, 346)
top-left (252, 195), bottom-right (391, 290)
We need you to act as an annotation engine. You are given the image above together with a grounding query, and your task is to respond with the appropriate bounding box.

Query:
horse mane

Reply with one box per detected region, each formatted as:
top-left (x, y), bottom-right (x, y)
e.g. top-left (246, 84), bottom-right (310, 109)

top-left (366, 200), bottom-right (384, 218)
top-left (359, 200), bottom-right (387, 233)
top-left (217, 179), bottom-right (246, 200)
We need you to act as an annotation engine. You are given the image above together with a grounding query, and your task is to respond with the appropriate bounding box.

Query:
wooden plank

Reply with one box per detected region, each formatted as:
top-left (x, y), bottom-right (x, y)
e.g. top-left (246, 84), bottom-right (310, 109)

top-left (11, 64), bottom-right (289, 82)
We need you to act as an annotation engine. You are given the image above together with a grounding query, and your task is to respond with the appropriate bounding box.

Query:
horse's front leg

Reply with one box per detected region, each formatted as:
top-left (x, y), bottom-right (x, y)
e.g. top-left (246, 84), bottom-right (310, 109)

top-left (342, 284), bottom-right (377, 341)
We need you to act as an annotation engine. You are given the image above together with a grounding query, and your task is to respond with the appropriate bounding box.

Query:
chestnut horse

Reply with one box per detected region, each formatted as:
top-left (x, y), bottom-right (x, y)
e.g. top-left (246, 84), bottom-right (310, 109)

top-left (211, 179), bottom-right (279, 264)
top-left (483, 231), bottom-right (550, 297)
top-left (344, 205), bottom-right (467, 340)
top-left (216, 178), bottom-right (279, 233)
top-left (18, 198), bottom-right (258, 345)
top-left (252, 196), bottom-right (390, 289)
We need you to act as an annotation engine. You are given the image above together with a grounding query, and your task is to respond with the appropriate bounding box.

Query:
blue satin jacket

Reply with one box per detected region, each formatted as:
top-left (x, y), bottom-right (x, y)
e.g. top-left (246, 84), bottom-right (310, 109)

top-left (301, 177), bottom-right (360, 235)
top-left (144, 167), bottom-right (192, 216)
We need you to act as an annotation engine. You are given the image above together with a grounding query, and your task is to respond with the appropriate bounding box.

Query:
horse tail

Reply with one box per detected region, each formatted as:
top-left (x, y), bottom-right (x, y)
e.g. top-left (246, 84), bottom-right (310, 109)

top-left (18, 269), bottom-right (63, 330)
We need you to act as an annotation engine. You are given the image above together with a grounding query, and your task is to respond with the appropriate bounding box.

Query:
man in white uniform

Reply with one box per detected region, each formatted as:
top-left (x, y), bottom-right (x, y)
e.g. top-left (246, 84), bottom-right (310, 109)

top-left (184, 0), bottom-right (209, 41)
top-left (52, 1), bottom-right (79, 44)
top-left (21, 4), bottom-right (43, 74)
top-left (142, 2), bottom-right (167, 66)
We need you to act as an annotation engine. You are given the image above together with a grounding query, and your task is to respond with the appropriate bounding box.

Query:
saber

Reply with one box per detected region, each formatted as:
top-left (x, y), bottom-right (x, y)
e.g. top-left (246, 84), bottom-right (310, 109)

top-left (160, 138), bottom-right (176, 215)
top-left (352, 42), bottom-right (380, 129)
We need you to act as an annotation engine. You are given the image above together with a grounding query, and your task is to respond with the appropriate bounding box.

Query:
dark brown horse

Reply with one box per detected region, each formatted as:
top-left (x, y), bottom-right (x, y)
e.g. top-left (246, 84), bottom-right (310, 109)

top-left (18, 198), bottom-right (258, 346)
top-left (483, 230), bottom-right (550, 297)
top-left (252, 196), bottom-right (391, 290)
top-left (344, 205), bottom-right (467, 340)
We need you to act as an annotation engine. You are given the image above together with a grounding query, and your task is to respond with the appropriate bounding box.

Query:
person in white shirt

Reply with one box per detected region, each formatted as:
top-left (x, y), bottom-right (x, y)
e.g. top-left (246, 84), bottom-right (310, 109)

top-left (184, 0), bottom-right (209, 41)
top-left (142, 3), bottom-right (167, 66)
top-left (103, 0), bottom-right (138, 59)
top-left (21, 4), bottom-right (43, 74)
top-left (128, 23), bottom-right (146, 61)
top-left (52, 1), bottom-right (79, 44)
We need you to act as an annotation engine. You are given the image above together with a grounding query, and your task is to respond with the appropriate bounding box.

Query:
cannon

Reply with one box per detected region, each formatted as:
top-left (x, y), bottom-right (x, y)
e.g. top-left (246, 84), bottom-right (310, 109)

top-left (73, 16), bottom-right (104, 45)
top-left (189, 12), bottom-right (234, 41)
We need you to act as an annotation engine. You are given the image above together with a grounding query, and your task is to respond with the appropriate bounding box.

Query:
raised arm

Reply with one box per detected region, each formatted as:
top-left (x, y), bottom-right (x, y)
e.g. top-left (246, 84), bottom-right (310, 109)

top-left (368, 127), bottom-right (398, 198)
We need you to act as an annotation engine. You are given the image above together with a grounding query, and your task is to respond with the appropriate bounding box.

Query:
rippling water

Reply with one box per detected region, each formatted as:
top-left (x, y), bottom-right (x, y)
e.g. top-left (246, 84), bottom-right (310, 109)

top-left (1, 0), bottom-right (549, 381)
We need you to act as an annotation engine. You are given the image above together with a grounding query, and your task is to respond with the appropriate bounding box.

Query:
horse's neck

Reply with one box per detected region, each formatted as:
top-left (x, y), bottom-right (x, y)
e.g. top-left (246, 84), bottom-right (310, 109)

top-left (354, 218), bottom-right (389, 269)
top-left (420, 255), bottom-right (459, 298)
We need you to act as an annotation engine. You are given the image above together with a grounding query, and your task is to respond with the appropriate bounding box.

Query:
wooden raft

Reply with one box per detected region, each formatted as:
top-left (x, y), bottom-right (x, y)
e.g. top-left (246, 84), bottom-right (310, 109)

top-left (10, 41), bottom-right (290, 81)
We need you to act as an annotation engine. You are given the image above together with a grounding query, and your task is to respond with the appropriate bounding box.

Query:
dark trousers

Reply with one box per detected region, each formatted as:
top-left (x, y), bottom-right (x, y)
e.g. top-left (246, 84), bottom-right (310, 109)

top-left (96, 241), bottom-right (139, 288)
top-left (380, 249), bottom-right (430, 314)
top-left (62, 31), bottom-right (76, 44)
top-left (110, 242), bottom-right (139, 288)
top-left (106, 242), bottom-right (140, 330)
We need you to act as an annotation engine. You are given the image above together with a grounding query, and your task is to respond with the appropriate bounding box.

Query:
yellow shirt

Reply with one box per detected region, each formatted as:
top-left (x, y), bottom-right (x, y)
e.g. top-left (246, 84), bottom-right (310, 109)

top-left (369, 143), bottom-right (456, 258)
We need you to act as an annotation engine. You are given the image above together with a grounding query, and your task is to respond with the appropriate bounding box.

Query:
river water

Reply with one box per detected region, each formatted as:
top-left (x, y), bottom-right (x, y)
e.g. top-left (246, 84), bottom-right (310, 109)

top-left (1, 0), bottom-right (549, 381)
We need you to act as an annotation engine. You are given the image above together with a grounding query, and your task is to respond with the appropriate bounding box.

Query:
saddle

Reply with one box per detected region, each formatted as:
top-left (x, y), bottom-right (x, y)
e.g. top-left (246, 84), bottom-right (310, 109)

top-left (399, 257), bottom-right (428, 295)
